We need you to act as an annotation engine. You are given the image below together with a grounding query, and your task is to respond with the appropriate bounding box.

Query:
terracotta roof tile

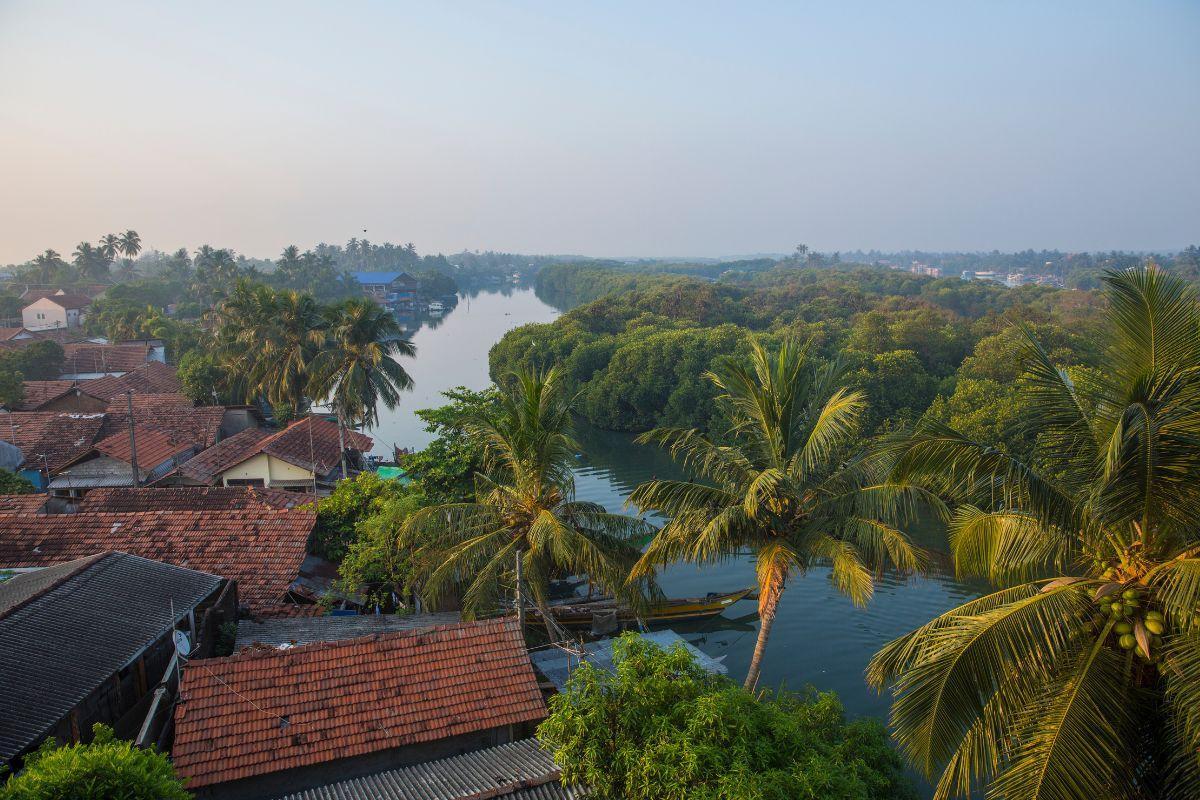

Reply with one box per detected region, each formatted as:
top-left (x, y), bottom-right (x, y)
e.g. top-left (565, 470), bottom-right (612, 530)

top-left (175, 427), bottom-right (274, 484)
top-left (88, 425), bottom-right (197, 468)
top-left (11, 381), bottom-right (77, 411)
top-left (0, 412), bottom-right (107, 472)
top-left (80, 362), bottom-right (181, 400)
top-left (0, 494), bottom-right (47, 514)
top-left (0, 508), bottom-right (315, 611)
top-left (100, 396), bottom-right (225, 448)
top-left (171, 619), bottom-right (546, 789)
top-left (39, 292), bottom-right (92, 310)
top-left (60, 343), bottom-right (151, 375)
top-left (260, 416), bottom-right (373, 474)
top-left (77, 486), bottom-right (307, 513)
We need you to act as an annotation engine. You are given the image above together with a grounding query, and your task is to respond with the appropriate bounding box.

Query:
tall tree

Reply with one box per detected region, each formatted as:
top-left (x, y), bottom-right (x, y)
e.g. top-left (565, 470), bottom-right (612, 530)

top-left (405, 368), bottom-right (653, 636)
top-left (71, 242), bottom-right (107, 281)
top-left (250, 290), bottom-right (326, 416)
top-left (98, 233), bottom-right (120, 264)
top-left (630, 338), bottom-right (927, 690)
top-left (868, 266), bottom-right (1200, 800)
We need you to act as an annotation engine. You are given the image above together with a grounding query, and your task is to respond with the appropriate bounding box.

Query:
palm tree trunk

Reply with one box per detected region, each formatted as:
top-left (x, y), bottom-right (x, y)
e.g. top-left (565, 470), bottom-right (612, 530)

top-left (336, 408), bottom-right (348, 480)
top-left (744, 573), bottom-right (785, 691)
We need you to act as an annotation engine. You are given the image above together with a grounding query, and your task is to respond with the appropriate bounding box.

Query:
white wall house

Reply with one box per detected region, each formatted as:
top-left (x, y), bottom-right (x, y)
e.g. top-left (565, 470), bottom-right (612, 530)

top-left (21, 293), bottom-right (91, 331)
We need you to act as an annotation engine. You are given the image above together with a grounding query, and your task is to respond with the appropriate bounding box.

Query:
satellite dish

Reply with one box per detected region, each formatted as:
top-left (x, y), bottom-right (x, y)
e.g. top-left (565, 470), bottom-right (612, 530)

top-left (173, 630), bottom-right (192, 657)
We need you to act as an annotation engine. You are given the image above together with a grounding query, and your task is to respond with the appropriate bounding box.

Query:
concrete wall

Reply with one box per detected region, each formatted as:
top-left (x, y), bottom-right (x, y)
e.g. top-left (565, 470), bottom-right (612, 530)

top-left (22, 298), bottom-right (68, 330)
top-left (220, 453), bottom-right (314, 488)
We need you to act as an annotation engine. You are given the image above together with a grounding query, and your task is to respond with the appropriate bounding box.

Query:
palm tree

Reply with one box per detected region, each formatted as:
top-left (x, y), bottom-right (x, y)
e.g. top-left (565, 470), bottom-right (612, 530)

top-left (116, 230), bottom-right (141, 279)
top-left (248, 290), bottom-right (326, 416)
top-left (71, 242), bottom-right (105, 281)
top-left (868, 266), bottom-right (1200, 800)
top-left (629, 337), bottom-right (928, 690)
top-left (308, 298), bottom-right (415, 475)
top-left (99, 233), bottom-right (120, 264)
top-left (32, 250), bottom-right (64, 284)
top-left (405, 367), bottom-right (653, 636)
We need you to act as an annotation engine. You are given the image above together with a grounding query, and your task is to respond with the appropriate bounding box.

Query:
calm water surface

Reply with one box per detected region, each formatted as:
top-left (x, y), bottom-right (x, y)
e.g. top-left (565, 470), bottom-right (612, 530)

top-left (376, 288), bottom-right (981, 788)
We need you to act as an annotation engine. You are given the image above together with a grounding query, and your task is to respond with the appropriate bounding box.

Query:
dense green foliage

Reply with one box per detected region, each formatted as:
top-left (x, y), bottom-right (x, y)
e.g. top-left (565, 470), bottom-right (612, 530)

top-left (334, 489), bottom-right (427, 609)
top-left (496, 262), bottom-right (1104, 438)
top-left (870, 267), bottom-right (1200, 800)
top-left (0, 725), bottom-right (189, 800)
top-left (311, 471), bottom-right (411, 561)
top-left (0, 469), bottom-right (34, 494)
top-left (0, 341), bottom-right (65, 405)
top-left (539, 633), bottom-right (916, 800)
top-left (401, 386), bottom-right (500, 503)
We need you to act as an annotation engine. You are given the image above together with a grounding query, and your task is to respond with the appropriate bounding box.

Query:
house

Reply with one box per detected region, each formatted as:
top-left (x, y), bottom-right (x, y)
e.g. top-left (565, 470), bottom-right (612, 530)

top-left (353, 271), bottom-right (417, 309)
top-left (9, 380), bottom-right (108, 412)
top-left (0, 411), bottom-right (108, 489)
top-left (49, 424), bottom-right (201, 495)
top-left (172, 415), bottom-right (372, 493)
top-left (0, 552), bottom-right (231, 769)
top-left (98, 393), bottom-right (228, 448)
top-left (59, 342), bottom-right (158, 379)
top-left (234, 612), bottom-right (462, 650)
top-left (171, 619), bottom-right (547, 800)
top-left (270, 739), bottom-right (584, 800)
top-left (21, 291), bottom-right (93, 331)
top-left (0, 507), bottom-right (316, 613)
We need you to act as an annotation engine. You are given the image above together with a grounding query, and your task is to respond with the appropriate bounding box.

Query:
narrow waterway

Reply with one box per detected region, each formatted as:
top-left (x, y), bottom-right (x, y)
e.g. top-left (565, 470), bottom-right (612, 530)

top-left (372, 287), bottom-right (982, 785)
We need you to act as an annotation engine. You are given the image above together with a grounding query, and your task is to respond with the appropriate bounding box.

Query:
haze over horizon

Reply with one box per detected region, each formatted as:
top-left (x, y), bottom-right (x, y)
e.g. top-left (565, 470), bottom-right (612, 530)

top-left (1, 1), bottom-right (1196, 265)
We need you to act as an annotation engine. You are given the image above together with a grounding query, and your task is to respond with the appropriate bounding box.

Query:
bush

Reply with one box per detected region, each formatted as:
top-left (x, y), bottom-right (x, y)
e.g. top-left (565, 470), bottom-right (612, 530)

top-left (539, 634), bottom-right (916, 800)
top-left (0, 724), bottom-right (190, 800)
top-left (312, 471), bottom-right (409, 561)
top-left (0, 470), bottom-right (34, 494)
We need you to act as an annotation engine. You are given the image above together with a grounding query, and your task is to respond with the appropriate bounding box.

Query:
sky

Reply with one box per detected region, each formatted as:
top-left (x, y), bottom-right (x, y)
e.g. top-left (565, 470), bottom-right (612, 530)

top-left (0, 1), bottom-right (1197, 264)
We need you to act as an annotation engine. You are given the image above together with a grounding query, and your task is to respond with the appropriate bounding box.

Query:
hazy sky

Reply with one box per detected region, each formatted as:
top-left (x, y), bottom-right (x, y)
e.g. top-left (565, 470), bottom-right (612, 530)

top-left (1, 1), bottom-right (1196, 264)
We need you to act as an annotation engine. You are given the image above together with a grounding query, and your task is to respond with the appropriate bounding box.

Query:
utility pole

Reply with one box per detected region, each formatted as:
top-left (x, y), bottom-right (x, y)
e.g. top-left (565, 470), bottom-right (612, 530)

top-left (515, 550), bottom-right (525, 630)
top-left (125, 390), bottom-right (139, 487)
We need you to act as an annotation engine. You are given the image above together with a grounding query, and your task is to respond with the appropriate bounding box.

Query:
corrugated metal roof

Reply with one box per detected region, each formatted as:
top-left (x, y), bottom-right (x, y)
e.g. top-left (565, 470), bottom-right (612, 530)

top-left (235, 612), bottom-right (462, 650)
top-left (0, 552), bottom-right (223, 765)
top-left (271, 739), bottom-right (585, 800)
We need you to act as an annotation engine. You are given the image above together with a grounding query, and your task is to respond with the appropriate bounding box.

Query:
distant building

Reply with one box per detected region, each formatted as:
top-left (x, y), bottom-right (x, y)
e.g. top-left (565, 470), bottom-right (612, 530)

top-left (353, 271), bottom-right (417, 309)
top-left (21, 291), bottom-right (93, 331)
top-left (0, 552), bottom-right (230, 770)
top-left (1005, 273), bottom-right (1027, 288)
top-left (171, 619), bottom-right (547, 800)
top-left (58, 343), bottom-right (160, 380)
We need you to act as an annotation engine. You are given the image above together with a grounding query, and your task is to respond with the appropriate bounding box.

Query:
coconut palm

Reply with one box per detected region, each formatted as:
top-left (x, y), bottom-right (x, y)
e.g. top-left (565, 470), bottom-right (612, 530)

top-left (630, 337), bottom-right (929, 690)
top-left (32, 250), bottom-right (65, 284)
top-left (71, 242), bottom-right (107, 281)
top-left (99, 233), bottom-right (120, 264)
top-left (308, 298), bottom-right (415, 475)
top-left (867, 266), bottom-right (1200, 800)
top-left (405, 367), bottom-right (654, 636)
top-left (116, 230), bottom-right (141, 279)
top-left (248, 290), bottom-right (326, 417)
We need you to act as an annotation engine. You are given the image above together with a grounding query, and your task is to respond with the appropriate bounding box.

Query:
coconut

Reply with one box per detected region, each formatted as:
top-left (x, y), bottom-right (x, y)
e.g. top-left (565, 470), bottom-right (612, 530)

top-left (1118, 633), bottom-right (1137, 650)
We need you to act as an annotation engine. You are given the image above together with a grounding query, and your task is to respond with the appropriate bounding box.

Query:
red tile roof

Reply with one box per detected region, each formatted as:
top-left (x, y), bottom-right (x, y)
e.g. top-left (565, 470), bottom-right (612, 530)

top-left (261, 416), bottom-right (373, 474)
top-left (0, 494), bottom-right (48, 514)
top-left (175, 427), bottom-right (273, 484)
top-left (0, 412), bottom-right (107, 472)
top-left (80, 361), bottom-right (181, 400)
top-left (12, 381), bottom-right (76, 411)
top-left (0, 508), bottom-right (315, 611)
top-left (171, 619), bottom-right (546, 789)
top-left (77, 486), bottom-right (307, 513)
top-left (90, 425), bottom-right (196, 468)
top-left (0, 329), bottom-right (28, 342)
top-left (100, 395), bottom-right (225, 449)
top-left (60, 344), bottom-right (151, 375)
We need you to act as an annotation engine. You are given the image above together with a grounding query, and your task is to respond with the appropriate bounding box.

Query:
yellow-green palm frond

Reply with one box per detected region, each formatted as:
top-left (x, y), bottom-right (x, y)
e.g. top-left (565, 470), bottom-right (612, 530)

top-left (1147, 557), bottom-right (1200, 634)
top-left (988, 633), bottom-right (1139, 800)
top-left (881, 584), bottom-right (1095, 778)
top-left (842, 516), bottom-right (928, 575)
top-left (806, 532), bottom-right (874, 606)
top-left (633, 427), bottom-right (752, 486)
top-left (949, 506), bottom-right (1072, 585)
top-left (1161, 631), bottom-right (1200, 799)
top-left (793, 386), bottom-right (866, 476)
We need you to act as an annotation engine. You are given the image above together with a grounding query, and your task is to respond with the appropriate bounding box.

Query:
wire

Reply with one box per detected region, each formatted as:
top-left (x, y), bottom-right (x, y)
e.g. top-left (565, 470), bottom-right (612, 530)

top-left (192, 661), bottom-right (299, 729)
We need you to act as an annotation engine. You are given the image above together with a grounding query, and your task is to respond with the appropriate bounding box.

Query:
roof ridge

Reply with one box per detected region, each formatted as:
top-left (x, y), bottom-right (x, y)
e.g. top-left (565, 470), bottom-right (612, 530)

top-left (0, 552), bottom-right (110, 622)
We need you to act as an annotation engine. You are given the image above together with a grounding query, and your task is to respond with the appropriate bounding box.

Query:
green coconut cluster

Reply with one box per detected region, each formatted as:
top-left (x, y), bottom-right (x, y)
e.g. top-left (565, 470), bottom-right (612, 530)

top-left (1095, 585), bottom-right (1166, 660)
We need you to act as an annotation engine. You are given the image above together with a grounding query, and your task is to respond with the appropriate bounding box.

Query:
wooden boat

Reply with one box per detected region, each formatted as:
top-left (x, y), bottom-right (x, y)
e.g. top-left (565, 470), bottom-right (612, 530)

top-left (530, 587), bottom-right (756, 628)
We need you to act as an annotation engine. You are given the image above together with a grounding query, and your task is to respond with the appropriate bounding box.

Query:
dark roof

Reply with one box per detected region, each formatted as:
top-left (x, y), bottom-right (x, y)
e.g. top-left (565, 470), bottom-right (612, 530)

top-left (352, 271), bottom-right (414, 285)
top-left (80, 362), bottom-right (181, 400)
top-left (0, 411), bottom-right (107, 472)
top-left (271, 739), bottom-right (584, 800)
top-left (39, 293), bottom-right (92, 310)
top-left (77, 486), bottom-right (306, 513)
top-left (172, 620), bottom-right (547, 789)
top-left (99, 395), bottom-right (225, 449)
top-left (60, 343), bottom-right (151, 375)
top-left (175, 427), bottom-right (273, 483)
top-left (0, 552), bottom-right (223, 765)
top-left (235, 612), bottom-right (461, 650)
top-left (0, 508), bottom-right (315, 611)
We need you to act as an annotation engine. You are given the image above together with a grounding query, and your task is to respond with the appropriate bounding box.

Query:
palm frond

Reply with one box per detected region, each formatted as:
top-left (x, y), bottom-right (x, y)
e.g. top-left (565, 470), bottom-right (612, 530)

top-left (794, 386), bottom-right (866, 476)
top-left (948, 505), bottom-right (1072, 584)
top-left (807, 532), bottom-right (874, 606)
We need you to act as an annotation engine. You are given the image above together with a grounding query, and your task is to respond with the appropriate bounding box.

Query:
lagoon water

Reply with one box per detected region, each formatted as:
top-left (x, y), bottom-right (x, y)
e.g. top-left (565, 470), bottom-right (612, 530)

top-left (373, 287), bottom-right (982, 774)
